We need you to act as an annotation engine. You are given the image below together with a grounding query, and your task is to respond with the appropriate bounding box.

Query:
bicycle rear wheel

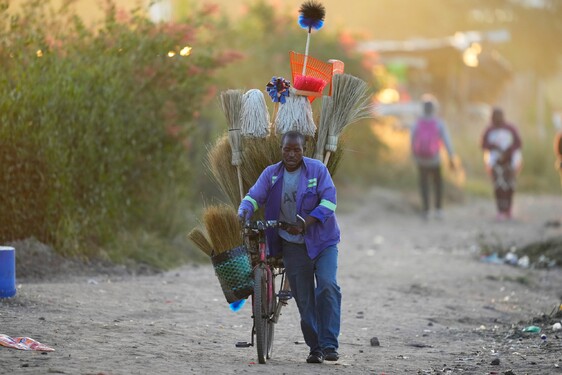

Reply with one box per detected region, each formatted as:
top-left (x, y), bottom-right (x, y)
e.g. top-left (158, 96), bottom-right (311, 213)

top-left (253, 265), bottom-right (274, 364)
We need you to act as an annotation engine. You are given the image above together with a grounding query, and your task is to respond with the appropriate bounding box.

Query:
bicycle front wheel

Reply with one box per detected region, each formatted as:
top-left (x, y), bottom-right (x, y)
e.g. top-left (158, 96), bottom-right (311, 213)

top-left (266, 271), bottom-right (276, 359)
top-left (253, 265), bottom-right (274, 364)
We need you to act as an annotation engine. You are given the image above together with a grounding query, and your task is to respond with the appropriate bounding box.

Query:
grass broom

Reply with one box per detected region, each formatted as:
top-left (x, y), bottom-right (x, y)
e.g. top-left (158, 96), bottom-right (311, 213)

top-left (206, 135), bottom-right (242, 208)
top-left (238, 87), bottom-right (279, 204)
top-left (324, 73), bottom-right (374, 165)
top-left (187, 227), bottom-right (213, 257)
top-left (203, 204), bottom-right (242, 255)
top-left (242, 135), bottom-right (281, 189)
top-left (314, 95), bottom-right (332, 161)
top-left (218, 90), bottom-right (244, 202)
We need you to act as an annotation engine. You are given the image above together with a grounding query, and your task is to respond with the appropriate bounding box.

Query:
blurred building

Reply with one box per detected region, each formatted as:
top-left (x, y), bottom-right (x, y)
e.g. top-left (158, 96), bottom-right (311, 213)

top-left (359, 30), bottom-right (512, 127)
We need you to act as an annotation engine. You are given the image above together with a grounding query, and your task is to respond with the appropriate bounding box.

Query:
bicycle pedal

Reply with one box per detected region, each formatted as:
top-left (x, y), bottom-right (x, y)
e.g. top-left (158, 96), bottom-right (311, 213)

top-left (278, 290), bottom-right (292, 301)
top-left (235, 341), bottom-right (252, 348)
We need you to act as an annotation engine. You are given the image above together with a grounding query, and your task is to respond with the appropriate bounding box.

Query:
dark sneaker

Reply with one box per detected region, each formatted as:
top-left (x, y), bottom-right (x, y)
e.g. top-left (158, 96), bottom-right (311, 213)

top-left (306, 351), bottom-right (324, 364)
top-left (323, 348), bottom-right (339, 361)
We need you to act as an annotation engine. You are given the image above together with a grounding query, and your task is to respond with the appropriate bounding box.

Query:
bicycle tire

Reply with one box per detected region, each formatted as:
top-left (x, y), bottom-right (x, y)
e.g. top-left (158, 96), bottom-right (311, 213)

top-left (253, 265), bottom-right (269, 364)
top-left (266, 272), bottom-right (276, 359)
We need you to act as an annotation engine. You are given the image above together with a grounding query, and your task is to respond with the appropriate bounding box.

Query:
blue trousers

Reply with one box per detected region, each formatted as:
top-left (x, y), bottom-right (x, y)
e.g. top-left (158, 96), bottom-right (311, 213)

top-left (281, 240), bottom-right (341, 352)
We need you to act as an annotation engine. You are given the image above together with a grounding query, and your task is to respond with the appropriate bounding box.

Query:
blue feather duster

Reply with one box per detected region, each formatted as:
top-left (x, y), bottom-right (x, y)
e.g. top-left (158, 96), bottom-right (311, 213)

top-left (298, 1), bottom-right (326, 31)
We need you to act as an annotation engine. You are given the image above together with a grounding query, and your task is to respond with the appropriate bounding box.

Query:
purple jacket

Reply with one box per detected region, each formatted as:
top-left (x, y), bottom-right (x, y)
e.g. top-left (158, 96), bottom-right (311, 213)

top-left (238, 157), bottom-right (340, 260)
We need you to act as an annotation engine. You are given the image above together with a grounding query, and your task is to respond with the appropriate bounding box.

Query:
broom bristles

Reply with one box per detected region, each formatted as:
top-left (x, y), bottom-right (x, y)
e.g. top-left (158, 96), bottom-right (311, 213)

top-left (207, 133), bottom-right (281, 208)
top-left (325, 74), bottom-right (374, 152)
top-left (315, 95), bottom-right (332, 160)
top-left (298, 0), bottom-right (326, 31)
top-left (228, 129), bottom-right (242, 166)
top-left (203, 204), bottom-right (242, 254)
top-left (219, 90), bottom-right (243, 131)
top-left (294, 75), bottom-right (327, 93)
top-left (241, 135), bottom-right (283, 189)
top-left (187, 228), bottom-right (214, 257)
top-left (219, 90), bottom-right (244, 165)
top-left (206, 135), bottom-right (242, 208)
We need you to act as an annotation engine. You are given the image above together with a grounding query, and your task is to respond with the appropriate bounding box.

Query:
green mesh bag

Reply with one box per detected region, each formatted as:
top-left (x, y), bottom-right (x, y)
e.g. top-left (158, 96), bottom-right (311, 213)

top-left (211, 245), bottom-right (254, 303)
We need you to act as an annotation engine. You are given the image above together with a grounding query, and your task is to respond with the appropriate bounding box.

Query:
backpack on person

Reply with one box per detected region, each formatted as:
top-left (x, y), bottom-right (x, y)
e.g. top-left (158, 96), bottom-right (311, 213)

top-left (413, 118), bottom-right (441, 158)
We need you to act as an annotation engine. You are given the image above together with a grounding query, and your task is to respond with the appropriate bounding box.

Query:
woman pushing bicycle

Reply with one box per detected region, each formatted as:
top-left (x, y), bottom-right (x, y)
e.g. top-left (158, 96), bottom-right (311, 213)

top-left (238, 131), bottom-right (342, 364)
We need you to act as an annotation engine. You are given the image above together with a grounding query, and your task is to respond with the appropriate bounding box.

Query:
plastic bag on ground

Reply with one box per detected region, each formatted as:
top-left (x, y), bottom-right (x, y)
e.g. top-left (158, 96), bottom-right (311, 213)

top-left (0, 334), bottom-right (55, 352)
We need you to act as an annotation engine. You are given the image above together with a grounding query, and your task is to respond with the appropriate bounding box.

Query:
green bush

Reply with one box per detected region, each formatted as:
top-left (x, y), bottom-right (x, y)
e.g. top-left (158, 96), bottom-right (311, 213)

top-left (0, 0), bottom-right (235, 263)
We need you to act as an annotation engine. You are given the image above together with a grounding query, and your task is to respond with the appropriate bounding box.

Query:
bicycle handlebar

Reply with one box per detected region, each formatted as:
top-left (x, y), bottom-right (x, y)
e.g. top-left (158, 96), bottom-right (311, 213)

top-left (244, 220), bottom-right (282, 231)
top-left (243, 215), bottom-right (306, 233)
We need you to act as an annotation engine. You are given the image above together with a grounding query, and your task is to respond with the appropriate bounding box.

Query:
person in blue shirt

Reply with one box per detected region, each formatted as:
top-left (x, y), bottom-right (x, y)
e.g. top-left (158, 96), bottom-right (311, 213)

top-left (238, 131), bottom-right (341, 364)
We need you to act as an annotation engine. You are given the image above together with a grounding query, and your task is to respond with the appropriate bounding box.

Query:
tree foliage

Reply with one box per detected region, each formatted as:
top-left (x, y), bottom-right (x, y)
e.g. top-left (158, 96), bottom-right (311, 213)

top-left (0, 0), bottom-right (233, 259)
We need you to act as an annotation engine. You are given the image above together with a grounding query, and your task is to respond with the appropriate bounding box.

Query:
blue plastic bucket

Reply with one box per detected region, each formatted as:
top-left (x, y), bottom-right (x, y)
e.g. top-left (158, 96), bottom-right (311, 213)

top-left (0, 246), bottom-right (16, 298)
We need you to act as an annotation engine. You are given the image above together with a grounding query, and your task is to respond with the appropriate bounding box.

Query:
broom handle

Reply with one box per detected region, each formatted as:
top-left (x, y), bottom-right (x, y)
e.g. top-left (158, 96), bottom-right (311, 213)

top-left (237, 165), bottom-right (244, 202)
top-left (294, 89), bottom-right (322, 97)
top-left (323, 151), bottom-right (331, 165)
top-left (302, 28), bottom-right (311, 76)
top-left (271, 102), bottom-right (279, 126)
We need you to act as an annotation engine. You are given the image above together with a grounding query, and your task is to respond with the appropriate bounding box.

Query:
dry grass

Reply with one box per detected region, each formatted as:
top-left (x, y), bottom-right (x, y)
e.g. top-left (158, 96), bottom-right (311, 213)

top-left (206, 135), bottom-right (240, 207)
top-left (202, 204), bottom-right (242, 254)
top-left (187, 228), bottom-right (213, 257)
top-left (207, 130), bottom-right (344, 210)
top-left (326, 74), bottom-right (373, 152)
top-left (218, 90), bottom-right (243, 131)
top-left (218, 90), bottom-right (244, 166)
top-left (241, 135), bottom-right (281, 187)
top-left (315, 95), bottom-right (332, 160)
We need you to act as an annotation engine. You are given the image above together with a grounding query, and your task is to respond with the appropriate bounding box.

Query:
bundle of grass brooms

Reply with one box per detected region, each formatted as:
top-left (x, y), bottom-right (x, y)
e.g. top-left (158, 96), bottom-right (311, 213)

top-left (187, 204), bottom-right (254, 304)
top-left (188, 0), bottom-right (374, 306)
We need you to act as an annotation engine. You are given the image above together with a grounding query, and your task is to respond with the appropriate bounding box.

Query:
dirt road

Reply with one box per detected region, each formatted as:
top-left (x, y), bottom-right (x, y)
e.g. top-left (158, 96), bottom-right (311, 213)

top-left (1, 188), bottom-right (562, 374)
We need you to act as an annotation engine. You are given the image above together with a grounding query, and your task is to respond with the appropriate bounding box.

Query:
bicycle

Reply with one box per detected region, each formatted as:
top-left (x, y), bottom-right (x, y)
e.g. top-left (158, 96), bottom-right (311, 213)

top-left (235, 219), bottom-right (295, 364)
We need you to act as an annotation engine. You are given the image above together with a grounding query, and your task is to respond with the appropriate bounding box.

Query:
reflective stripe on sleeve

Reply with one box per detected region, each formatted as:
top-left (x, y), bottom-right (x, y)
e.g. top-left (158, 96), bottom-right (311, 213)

top-left (319, 199), bottom-right (336, 212)
top-left (243, 195), bottom-right (259, 212)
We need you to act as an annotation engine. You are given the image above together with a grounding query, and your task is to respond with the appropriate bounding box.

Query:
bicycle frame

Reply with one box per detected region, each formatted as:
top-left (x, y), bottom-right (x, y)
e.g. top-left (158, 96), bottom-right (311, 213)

top-left (238, 220), bottom-right (289, 364)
